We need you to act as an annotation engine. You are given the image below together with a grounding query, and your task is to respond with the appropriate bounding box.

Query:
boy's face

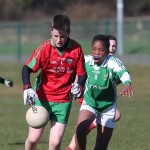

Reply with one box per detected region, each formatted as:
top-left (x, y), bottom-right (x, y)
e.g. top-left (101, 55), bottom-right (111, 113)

top-left (91, 40), bottom-right (109, 64)
top-left (51, 28), bottom-right (69, 47)
top-left (109, 39), bottom-right (117, 55)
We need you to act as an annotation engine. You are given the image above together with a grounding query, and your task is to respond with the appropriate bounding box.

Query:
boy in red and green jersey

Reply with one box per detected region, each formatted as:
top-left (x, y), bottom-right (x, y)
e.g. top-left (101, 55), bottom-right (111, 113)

top-left (25, 38), bottom-right (86, 102)
top-left (22, 14), bottom-right (87, 150)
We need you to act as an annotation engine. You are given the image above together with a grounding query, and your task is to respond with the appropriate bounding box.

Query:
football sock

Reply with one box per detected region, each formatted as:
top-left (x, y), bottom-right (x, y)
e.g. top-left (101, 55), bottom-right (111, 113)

top-left (87, 122), bottom-right (96, 134)
top-left (66, 146), bottom-right (72, 150)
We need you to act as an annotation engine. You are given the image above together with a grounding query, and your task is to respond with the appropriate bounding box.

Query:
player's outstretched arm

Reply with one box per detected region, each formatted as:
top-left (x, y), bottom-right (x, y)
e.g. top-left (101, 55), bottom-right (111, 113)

top-left (4, 79), bottom-right (13, 87)
top-left (0, 76), bottom-right (13, 87)
top-left (120, 84), bottom-right (134, 98)
top-left (22, 65), bottom-right (38, 105)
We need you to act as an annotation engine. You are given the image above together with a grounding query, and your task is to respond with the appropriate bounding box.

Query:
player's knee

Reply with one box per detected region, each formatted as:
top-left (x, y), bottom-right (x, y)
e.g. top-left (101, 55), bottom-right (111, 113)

top-left (76, 123), bottom-right (88, 138)
top-left (26, 136), bottom-right (39, 146)
top-left (49, 139), bottom-right (61, 149)
top-left (115, 111), bottom-right (121, 122)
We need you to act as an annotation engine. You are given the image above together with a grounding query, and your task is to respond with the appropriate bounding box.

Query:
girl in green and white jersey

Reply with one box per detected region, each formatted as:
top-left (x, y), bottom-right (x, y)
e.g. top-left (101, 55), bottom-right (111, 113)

top-left (75, 35), bottom-right (134, 150)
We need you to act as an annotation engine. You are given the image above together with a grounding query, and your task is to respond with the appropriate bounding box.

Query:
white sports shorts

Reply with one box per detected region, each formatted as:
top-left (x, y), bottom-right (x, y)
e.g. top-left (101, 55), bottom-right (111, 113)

top-left (80, 100), bottom-right (116, 128)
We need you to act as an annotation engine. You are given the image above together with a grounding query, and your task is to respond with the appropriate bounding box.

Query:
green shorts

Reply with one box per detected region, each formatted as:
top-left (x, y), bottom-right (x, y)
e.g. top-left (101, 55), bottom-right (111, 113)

top-left (33, 100), bottom-right (72, 124)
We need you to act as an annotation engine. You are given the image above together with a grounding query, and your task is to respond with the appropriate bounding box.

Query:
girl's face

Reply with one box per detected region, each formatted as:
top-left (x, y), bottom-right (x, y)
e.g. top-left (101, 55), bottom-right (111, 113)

top-left (51, 28), bottom-right (69, 47)
top-left (91, 40), bottom-right (109, 64)
top-left (109, 39), bottom-right (117, 55)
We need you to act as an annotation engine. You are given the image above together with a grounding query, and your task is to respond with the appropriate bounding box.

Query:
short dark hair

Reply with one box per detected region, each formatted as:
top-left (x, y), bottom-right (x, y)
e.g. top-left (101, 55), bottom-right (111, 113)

top-left (51, 14), bottom-right (70, 33)
top-left (92, 34), bottom-right (110, 52)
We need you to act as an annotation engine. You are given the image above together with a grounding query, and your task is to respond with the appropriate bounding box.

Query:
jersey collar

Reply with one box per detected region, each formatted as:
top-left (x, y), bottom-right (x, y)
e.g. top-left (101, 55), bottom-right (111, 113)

top-left (89, 55), bottom-right (110, 67)
top-left (50, 38), bottom-right (73, 55)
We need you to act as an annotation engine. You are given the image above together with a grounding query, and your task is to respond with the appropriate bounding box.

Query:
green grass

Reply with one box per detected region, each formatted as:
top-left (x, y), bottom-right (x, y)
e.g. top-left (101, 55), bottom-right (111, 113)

top-left (0, 62), bottom-right (150, 150)
top-left (124, 33), bottom-right (150, 54)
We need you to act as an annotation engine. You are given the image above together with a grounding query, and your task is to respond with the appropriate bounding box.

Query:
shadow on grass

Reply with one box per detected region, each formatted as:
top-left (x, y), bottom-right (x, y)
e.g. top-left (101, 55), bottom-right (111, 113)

top-left (8, 142), bottom-right (24, 145)
top-left (8, 140), bottom-right (48, 146)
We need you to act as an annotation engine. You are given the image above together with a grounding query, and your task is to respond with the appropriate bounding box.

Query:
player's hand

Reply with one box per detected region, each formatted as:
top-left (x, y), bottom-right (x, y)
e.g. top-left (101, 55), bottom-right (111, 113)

top-left (120, 84), bottom-right (134, 98)
top-left (23, 88), bottom-right (38, 105)
top-left (4, 79), bottom-right (13, 87)
top-left (71, 83), bottom-right (82, 98)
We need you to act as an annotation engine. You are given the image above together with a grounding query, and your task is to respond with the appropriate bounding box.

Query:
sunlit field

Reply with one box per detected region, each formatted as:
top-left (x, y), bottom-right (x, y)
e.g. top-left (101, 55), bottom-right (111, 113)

top-left (0, 62), bottom-right (150, 150)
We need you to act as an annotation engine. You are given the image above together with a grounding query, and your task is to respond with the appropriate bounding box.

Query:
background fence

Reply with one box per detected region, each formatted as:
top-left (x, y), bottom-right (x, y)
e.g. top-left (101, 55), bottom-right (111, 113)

top-left (0, 18), bottom-right (150, 62)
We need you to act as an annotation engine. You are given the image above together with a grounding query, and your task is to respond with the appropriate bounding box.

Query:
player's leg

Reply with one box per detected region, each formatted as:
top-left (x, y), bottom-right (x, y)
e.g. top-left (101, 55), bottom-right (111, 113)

top-left (87, 119), bottom-right (97, 134)
top-left (115, 92), bottom-right (121, 122)
top-left (66, 134), bottom-right (76, 150)
top-left (66, 119), bottom-right (97, 150)
top-left (66, 119), bottom-right (96, 150)
top-left (25, 127), bottom-right (44, 150)
top-left (68, 118), bottom-right (97, 150)
top-left (24, 99), bottom-right (46, 150)
top-left (94, 125), bottom-right (113, 150)
top-left (93, 103), bottom-right (116, 150)
top-left (115, 107), bottom-right (121, 122)
top-left (48, 101), bottom-right (72, 150)
top-left (49, 121), bottom-right (66, 150)
top-left (76, 110), bottom-right (95, 150)
top-left (76, 100), bottom-right (96, 150)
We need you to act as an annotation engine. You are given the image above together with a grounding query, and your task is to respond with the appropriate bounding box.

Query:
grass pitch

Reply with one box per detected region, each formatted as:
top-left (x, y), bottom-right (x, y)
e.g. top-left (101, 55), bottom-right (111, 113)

top-left (0, 62), bottom-right (150, 150)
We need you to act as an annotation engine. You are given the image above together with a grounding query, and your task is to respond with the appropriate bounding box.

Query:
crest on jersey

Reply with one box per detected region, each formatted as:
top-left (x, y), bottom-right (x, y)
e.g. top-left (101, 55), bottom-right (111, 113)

top-left (67, 59), bottom-right (73, 64)
top-left (104, 74), bottom-right (108, 80)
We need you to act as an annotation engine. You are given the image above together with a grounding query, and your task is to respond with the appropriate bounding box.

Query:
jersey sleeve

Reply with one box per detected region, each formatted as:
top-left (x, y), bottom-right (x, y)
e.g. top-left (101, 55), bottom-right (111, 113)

top-left (0, 76), bottom-right (5, 84)
top-left (25, 41), bottom-right (49, 73)
top-left (108, 57), bottom-right (131, 85)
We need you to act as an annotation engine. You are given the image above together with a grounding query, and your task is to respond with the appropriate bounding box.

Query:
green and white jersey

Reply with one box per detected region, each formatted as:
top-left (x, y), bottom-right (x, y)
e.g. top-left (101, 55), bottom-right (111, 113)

top-left (84, 55), bottom-right (131, 112)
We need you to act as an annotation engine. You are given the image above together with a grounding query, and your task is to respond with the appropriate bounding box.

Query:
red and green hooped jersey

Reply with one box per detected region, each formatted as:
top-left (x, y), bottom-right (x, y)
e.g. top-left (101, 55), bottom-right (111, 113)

top-left (83, 55), bottom-right (131, 112)
top-left (25, 38), bottom-right (86, 102)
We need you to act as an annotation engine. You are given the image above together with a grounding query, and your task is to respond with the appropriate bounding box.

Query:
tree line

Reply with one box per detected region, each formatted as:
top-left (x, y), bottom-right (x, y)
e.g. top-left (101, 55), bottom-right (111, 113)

top-left (0, 0), bottom-right (150, 21)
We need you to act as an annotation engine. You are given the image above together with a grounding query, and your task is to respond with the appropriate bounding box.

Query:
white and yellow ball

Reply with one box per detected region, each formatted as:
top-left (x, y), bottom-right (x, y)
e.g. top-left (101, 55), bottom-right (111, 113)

top-left (26, 106), bottom-right (49, 128)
